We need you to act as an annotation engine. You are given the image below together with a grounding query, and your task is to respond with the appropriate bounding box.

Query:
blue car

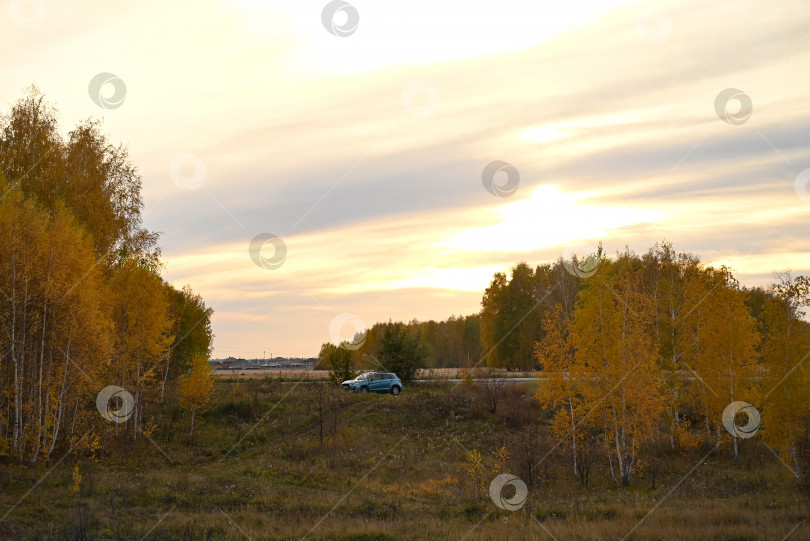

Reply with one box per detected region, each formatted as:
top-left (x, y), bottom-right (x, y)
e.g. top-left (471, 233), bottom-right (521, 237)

top-left (341, 372), bottom-right (403, 395)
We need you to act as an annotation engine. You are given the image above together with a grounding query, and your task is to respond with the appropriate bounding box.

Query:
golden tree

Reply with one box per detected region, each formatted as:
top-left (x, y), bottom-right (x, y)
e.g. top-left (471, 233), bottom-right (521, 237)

top-left (642, 242), bottom-right (702, 449)
top-left (535, 303), bottom-right (589, 484)
top-left (103, 258), bottom-right (174, 440)
top-left (571, 254), bottom-right (665, 486)
top-left (463, 448), bottom-right (486, 496)
top-left (761, 273), bottom-right (810, 483)
top-left (0, 88), bottom-right (211, 462)
top-left (685, 267), bottom-right (759, 461)
top-left (0, 181), bottom-right (109, 463)
top-left (179, 353), bottom-right (214, 437)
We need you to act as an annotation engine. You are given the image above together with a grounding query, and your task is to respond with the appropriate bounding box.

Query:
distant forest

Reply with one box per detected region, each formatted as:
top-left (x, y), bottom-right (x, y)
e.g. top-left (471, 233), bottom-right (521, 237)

top-left (323, 242), bottom-right (809, 372)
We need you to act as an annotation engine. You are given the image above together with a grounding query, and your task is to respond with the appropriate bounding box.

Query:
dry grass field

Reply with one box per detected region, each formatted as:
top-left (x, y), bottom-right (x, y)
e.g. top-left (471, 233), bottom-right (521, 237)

top-left (1, 379), bottom-right (808, 540)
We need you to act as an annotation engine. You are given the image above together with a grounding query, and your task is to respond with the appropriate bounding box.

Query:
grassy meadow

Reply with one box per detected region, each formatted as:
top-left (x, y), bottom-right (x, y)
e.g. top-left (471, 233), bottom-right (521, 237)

top-left (1, 378), bottom-right (807, 540)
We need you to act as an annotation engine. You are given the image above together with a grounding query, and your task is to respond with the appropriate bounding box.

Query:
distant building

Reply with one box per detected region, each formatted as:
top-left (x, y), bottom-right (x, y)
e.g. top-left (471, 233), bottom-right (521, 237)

top-left (209, 356), bottom-right (317, 370)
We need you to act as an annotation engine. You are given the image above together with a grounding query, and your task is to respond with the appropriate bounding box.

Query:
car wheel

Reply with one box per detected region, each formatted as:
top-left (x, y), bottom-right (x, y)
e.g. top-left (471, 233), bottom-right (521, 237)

top-left (391, 386), bottom-right (400, 396)
top-left (360, 386), bottom-right (368, 393)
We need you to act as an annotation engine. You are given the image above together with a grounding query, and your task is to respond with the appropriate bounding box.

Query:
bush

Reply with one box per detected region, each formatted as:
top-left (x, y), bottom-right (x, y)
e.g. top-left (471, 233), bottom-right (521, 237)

top-left (205, 400), bottom-right (258, 422)
top-left (374, 322), bottom-right (429, 383)
top-left (319, 342), bottom-right (356, 384)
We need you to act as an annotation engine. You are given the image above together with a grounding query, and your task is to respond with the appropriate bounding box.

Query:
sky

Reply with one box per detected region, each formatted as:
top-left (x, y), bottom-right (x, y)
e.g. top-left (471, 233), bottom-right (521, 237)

top-left (3, 0), bottom-right (809, 359)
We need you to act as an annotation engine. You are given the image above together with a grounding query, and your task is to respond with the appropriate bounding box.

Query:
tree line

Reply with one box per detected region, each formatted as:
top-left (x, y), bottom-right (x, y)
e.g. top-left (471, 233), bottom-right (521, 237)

top-left (0, 88), bottom-right (214, 463)
top-left (317, 315), bottom-right (479, 383)
top-left (533, 244), bottom-right (810, 486)
top-left (482, 244), bottom-right (810, 486)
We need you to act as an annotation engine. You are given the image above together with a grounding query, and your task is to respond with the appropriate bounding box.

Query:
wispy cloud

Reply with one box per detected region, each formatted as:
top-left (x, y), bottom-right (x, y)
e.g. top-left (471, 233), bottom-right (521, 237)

top-left (3, 0), bottom-right (809, 356)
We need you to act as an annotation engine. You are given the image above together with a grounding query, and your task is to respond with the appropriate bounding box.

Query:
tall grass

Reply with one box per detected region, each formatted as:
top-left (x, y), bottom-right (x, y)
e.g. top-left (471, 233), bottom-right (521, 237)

top-left (0, 379), bottom-right (807, 540)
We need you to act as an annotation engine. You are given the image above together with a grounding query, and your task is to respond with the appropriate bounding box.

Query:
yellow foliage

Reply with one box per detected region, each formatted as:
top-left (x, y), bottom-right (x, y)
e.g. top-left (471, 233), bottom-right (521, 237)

top-left (180, 353), bottom-right (214, 437)
top-left (70, 463), bottom-right (81, 496)
top-left (179, 354), bottom-right (214, 411)
top-left (492, 445), bottom-right (509, 474)
top-left (463, 448), bottom-right (485, 494)
top-left (672, 422), bottom-right (701, 452)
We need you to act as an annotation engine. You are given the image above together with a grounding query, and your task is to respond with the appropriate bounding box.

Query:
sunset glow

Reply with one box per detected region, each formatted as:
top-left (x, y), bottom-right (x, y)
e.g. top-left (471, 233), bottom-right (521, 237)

top-left (4, 0), bottom-right (808, 358)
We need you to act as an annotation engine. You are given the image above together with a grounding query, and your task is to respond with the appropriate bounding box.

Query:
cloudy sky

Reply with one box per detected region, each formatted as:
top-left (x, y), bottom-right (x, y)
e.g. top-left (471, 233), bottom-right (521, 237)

top-left (3, 0), bottom-right (809, 358)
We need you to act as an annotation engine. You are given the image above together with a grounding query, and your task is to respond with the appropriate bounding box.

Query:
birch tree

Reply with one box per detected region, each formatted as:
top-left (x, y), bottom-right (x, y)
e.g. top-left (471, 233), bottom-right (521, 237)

top-left (571, 254), bottom-right (665, 486)
top-left (761, 273), bottom-right (810, 484)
